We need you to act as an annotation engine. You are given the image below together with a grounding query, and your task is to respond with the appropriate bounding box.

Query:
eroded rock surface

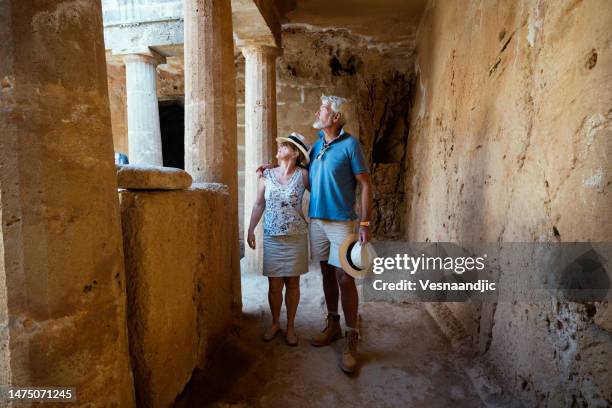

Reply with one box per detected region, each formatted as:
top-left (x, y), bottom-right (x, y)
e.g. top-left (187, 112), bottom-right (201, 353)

top-left (407, 1), bottom-right (612, 405)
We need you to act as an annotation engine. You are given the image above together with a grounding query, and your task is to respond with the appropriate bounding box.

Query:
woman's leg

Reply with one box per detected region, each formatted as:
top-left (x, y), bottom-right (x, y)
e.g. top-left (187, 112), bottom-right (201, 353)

top-left (264, 277), bottom-right (284, 340)
top-left (284, 276), bottom-right (301, 336)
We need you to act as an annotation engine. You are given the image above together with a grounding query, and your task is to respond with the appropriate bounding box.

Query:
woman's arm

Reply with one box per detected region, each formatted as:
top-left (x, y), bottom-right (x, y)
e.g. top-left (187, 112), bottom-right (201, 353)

top-left (247, 176), bottom-right (266, 249)
top-left (301, 168), bottom-right (310, 191)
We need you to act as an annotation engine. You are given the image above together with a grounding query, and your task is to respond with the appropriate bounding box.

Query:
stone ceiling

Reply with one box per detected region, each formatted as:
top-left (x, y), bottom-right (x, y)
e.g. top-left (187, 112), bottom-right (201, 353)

top-left (278, 0), bottom-right (428, 45)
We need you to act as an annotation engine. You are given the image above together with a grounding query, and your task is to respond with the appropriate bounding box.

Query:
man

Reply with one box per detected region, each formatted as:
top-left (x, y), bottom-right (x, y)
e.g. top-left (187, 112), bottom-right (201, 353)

top-left (114, 151), bottom-right (129, 165)
top-left (308, 95), bottom-right (372, 374)
top-left (260, 95), bottom-right (373, 373)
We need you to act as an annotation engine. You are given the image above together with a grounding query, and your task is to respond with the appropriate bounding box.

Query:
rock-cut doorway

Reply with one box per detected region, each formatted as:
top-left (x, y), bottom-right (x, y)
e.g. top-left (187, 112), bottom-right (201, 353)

top-left (159, 99), bottom-right (184, 170)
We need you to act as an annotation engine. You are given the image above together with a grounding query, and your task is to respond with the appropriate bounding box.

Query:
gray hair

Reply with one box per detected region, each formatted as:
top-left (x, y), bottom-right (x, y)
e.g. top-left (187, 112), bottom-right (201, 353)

top-left (321, 95), bottom-right (349, 124)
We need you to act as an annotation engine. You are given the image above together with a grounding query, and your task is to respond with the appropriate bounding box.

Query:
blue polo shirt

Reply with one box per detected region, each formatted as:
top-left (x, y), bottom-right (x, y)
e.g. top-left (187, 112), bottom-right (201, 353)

top-left (308, 129), bottom-right (369, 221)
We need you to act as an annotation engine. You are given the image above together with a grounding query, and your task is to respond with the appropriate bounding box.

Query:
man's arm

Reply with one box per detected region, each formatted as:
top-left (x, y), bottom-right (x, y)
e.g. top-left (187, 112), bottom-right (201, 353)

top-left (256, 163), bottom-right (277, 177)
top-left (355, 172), bottom-right (373, 243)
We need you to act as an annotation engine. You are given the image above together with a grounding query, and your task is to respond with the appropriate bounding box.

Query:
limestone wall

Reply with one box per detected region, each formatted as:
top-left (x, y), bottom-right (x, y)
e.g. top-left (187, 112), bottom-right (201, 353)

top-left (119, 183), bottom-right (235, 408)
top-left (407, 0), bottom-right (611, 405)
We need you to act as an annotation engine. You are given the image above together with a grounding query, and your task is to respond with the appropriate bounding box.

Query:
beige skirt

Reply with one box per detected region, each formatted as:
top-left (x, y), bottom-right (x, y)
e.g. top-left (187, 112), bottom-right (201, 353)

top-left (263, 233), bottom-right (309, 277)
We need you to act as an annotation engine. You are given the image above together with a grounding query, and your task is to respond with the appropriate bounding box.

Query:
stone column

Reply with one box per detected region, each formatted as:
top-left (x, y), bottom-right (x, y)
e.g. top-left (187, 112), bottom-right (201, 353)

top-left (0, 1), bottom-right (135, 406)
top-left (184, 0), bottom-right (242, 312)
top-left (241, 45), bottom-right (279, 275)
top-left (124, 51), bottom-right (165, 165)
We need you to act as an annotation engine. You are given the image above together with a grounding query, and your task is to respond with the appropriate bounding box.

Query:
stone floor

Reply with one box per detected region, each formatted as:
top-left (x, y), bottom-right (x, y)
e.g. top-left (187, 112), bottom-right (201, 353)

top-left (175, 264), bottom-right (487, 407)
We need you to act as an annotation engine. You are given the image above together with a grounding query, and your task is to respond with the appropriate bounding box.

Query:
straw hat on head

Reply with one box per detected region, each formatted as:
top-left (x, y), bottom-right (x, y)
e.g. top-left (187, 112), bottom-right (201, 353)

top-left (338, 234), bottom-right (379, 279)
top-left (276, 132), bottom-right (310, 164)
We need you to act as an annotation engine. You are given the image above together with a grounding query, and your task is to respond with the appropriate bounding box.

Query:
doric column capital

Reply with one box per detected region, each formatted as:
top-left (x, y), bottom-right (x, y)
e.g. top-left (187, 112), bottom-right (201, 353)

top-left (118, 48), bottom-right (167, 67)
top-left (240, 45), bottom-right (280, 59)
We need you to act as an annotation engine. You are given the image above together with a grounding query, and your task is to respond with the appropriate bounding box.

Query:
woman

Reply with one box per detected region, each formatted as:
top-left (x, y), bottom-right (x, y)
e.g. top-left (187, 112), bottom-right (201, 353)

top-left (247, 133), bottom-right (310, 346)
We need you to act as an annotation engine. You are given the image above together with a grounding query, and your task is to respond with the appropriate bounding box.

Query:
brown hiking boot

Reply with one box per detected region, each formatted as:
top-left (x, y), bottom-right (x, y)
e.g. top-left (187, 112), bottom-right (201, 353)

top-left (340, 330), bottom-right (359, 373)
top-left (310, 314), bottom-right (342, 347)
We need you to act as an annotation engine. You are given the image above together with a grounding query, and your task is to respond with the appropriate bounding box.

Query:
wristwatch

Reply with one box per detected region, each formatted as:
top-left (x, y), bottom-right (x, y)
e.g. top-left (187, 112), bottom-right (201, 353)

top-left (359, 221), bottom-right (370, 227)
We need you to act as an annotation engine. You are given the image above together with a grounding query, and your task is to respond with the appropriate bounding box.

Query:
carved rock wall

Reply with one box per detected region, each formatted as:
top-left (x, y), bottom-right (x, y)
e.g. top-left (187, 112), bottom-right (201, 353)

top-left (407, 0), bottom-right (612, 405)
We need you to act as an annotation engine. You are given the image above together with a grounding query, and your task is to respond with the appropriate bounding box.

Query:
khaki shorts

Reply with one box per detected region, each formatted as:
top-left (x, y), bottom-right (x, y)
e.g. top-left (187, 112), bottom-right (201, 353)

top-left (309, 218), bottom-right (357, 268)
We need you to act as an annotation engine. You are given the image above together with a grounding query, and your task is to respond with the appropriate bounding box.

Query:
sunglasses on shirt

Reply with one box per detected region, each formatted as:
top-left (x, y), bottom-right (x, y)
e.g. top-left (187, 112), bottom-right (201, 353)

top-left (316, 142), bottom-right (334, 160)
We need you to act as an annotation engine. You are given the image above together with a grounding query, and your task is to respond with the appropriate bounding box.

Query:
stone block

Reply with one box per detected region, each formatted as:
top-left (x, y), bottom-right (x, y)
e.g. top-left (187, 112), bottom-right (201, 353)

top-left (117, 164), bottom-right (192, 190)
top-left (119, 183), bottom-right (234, 408)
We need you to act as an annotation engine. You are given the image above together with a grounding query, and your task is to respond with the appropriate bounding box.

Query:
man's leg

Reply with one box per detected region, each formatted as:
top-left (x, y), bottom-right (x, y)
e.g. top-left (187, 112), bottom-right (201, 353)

top-left (321, 260), bottom-right (339, 314)
top-left (335, 267), bottom-right (358, 329)
top-left (311, 265), bottom-right (342, 346)
top-left (336, 266), bottom-right (360, 373)
top-left (322, 220), bottom-right (360, 373)
top-left (310, 221), bottom-right (342, 346)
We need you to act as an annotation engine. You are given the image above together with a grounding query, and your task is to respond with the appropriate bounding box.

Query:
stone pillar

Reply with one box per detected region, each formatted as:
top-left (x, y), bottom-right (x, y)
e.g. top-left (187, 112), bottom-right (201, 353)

top-left (241, 45), bottom-right (279, 275)
top-left (184, 0), bottom-right (241, 311)
top-left (124, 51), bottom-right (165, 165)
top-left (0, 1), bottom-right (135, 406)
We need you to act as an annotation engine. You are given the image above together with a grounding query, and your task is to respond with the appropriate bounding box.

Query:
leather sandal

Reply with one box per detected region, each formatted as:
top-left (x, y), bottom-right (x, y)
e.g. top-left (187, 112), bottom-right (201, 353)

top-left (285, 331), bottom-right (299, 347)
top-left (263, 325), bottom-right (281, 342)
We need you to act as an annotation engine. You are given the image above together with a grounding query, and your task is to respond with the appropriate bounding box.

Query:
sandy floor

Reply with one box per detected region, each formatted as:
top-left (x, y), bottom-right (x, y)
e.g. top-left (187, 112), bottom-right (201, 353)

top-left (175, 264), bottom-right (485, 408)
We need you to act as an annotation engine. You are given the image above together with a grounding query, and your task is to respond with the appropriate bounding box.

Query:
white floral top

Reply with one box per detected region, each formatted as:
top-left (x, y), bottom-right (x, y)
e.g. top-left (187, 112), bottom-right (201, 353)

top-left (263, 168), bottom-right (308, 236)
